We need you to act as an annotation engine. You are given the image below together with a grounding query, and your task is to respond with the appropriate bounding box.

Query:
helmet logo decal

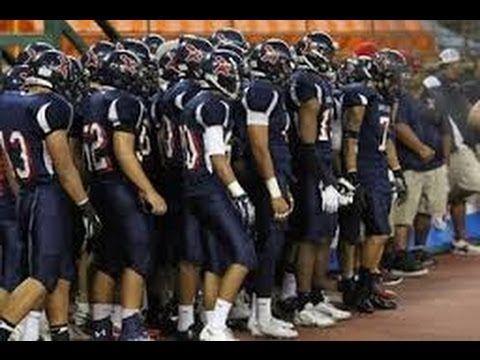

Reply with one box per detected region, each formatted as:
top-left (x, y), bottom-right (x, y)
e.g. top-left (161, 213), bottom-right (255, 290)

top-left (185, 43), bottom-right (204, 63)
top-left (261, 45), bottom-right (279, 65)
top-left (56, 55), bottom-right (70, 79)
top-left (119, 54), bottom-right (138, 75)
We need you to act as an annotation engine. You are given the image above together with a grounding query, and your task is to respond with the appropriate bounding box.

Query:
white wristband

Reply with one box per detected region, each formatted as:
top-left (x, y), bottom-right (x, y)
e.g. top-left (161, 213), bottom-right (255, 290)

top-left (266, 177), bottom-right (282, 199)
top-left (228, 181), bottom-right (245, 198)
top-left (76, 198), bottom-right (89, 207)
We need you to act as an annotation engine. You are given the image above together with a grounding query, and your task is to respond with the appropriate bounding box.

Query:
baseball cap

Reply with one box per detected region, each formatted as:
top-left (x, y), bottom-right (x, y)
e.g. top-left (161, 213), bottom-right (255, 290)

top-left (353, 41), bottom-right (378, 57)
top-left (439, 48), bottom-right (460, 64)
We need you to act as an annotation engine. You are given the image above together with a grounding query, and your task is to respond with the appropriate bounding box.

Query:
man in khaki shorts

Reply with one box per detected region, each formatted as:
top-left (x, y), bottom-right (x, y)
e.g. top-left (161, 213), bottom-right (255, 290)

top-left (391, 73), bottom-right (451, 277)
top-left (423, 48), bottom-right (480, 255)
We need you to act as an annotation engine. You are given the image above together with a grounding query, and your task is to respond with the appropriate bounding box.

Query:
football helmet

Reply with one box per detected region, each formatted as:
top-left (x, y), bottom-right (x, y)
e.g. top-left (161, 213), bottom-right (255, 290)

top-left (202, 50), bottom-right (242, 100)
top-left (374, 48), bottom-right (408, 79)
top-left (373, 48), bottom-right (409, 97)
top-left (118, 38), bottom-right (151, 64)
top-left (295, 31), bottom-right (338, 74)
top-left (173, 35), bottom-right (213, 79)
top-left (81, 40), bottom-right (116, 82)
top-left (142, 34), bottom-right (166, 57)
top-left (17, 41), bottom-right (55, 64)
top-left (247, 39), bottom-right (295, 84)
top-left (102, 49), bottom-right (144, 93)
top-left (118, 38), bottom-right (159, 96)
top-left (210, 28), bottom-right (249, 51)
top-left (2, 64), bottom-right (32, 91)
top-left (214, 47), bottom-right (248, 79)
top-left (157, 40), bottom-right (182, 85)
top-left (215, 41), bottom-right (246, 58)
top-left (337, 56), bottom-right (374, 85)
top-left (27, 49), bottom-right (71, 94)
top-left (66, 56), bottom-right (88, 104)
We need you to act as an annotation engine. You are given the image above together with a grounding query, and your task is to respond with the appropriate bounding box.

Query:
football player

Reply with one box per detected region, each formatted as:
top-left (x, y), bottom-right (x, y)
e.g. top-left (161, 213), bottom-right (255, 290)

top-left (120, 38), bottom-right (168, 332)
top-left (178, 50), bottom-right (256, 341)
top-left (238, 40), bottom-right (298, 339)
top-left (0, 66), bottom-right (24, 312)
top-left (151, 35), bottom-right (213, 340)
top-left (142, 34), bottom-right (166, 60)
top-left (81, 49), bottom-right (166, 341)
top-left (0, 50), bottom-right (102, 341)
top-left (339, 50), bottom-right (408, 312)
top-left (286, 32), bottom-right (352, 327)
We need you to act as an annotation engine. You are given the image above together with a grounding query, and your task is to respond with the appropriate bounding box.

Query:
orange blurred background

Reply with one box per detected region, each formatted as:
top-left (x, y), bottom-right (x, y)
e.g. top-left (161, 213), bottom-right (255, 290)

top-left (0, 20), bottom-right (437, 59)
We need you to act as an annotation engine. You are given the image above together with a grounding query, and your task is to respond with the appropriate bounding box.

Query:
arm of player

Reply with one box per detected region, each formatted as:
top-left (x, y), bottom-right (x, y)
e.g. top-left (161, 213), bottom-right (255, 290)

top-left (0, 148), bottom-right (19, 197)
top-left (298, 98), bottom-right (335, 186)
top-left (69, 137), bottom-right (87, 182)
top-left (47, 130), bottom-right (89, 205)
top-left (205, 125), bottom-right (255, 226)
top-left (113, 131), bottom-right (167, 216)
top-left (247, 125), bottom-right (291, 220)
top-left (385, 137), bottom-right (408, 203)
top-left (343, 105), bottom-right (365, 177)
top-left (46, 130), bottom-right (103, 244)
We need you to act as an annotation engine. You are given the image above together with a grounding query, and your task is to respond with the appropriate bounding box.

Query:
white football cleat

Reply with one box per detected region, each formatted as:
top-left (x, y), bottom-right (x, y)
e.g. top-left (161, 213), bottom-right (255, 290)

top-left (248, 315), bottom-right (298, 338)
top-left (252, 319), bottom-right (298, 339)
top-left (199, 325), bottom-right (237, 341)
top-left (294, 303), bottom-right (336, 328)
top-left (271, 317), bottom-right (295, 329)
top-left (314, 297), bottom-right (352, 321)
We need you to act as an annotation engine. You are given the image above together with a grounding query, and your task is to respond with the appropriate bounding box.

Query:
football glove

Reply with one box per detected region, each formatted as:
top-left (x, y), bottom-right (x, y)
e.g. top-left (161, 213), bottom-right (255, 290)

top-left (319, 183), bottom-right (340, 214)
top-left (393, 169), bottom-right (408, 204)
top-left (78, 200), bottom-right (103, 253)
top-left (232, 194), bottom-right (256, 228)
top-left (346, 171), bottom-right (369, 213)
top-left (336, 177), bottom-right (356, 206)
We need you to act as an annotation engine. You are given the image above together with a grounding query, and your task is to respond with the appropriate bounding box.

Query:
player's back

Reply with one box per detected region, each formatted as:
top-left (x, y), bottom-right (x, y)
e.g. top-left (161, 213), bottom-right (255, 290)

top-left (341, 83), bottom-right (391, 165)
top-left (288, 69), bottom-right (335, 153)
top-left (81, 86), bottom-right (134, 179)
top-left (0, 90), bottom-right (72, 187)
top-left (160, 78), bottom-right (203, 170)
top-left (180, 89), bottom-right (233, 197)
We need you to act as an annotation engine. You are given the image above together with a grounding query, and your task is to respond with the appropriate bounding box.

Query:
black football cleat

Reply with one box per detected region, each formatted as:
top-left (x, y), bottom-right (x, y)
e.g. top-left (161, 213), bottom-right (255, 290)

top-left (354, 284), bottom-right (375, 314)
top-left (370, 294), bottom-right (397, 310)
top-left (340, 278), bottom-right (357, 309)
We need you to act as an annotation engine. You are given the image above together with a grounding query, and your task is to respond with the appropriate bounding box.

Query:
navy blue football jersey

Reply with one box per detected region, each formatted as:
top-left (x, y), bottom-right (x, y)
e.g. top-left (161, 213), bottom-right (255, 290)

top-left (0, 90), bottom-right (73, 186)
top-left (341, 83), bottom-right (392, 167)
top-left (288, 69), bottom-right (336, 152)
top-left (139, 95), bottom-right (160, 182)
top-left (80, 86), bottom-right (151, 179)
top-left (242, 79), bottom-right (291, 176)
top-left (156, 79), bottom-right (203, 170)
top-left (180, 89), bottom-right (234, 196)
